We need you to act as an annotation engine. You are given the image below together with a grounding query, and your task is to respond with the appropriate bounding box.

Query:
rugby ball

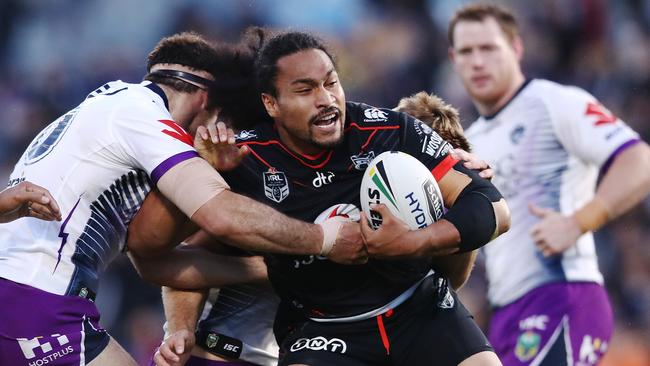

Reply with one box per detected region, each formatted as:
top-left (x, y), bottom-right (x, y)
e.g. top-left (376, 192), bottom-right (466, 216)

top-left (360, 151), bottom-right (444, 230)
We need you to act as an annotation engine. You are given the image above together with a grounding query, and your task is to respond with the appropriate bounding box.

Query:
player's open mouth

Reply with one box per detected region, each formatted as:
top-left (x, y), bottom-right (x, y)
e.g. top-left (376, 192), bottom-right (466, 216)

top-left (313, 110), bottom-right (340, 130)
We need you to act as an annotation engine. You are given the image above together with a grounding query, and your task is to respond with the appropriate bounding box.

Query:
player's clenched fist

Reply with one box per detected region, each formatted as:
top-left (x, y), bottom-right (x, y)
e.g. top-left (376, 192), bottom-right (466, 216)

top-left (154, 329), bottom-right (195, 366)
top-left (319, 217), bottom-right (368, 264)
top-left (0, 181), bottom-right (61, 223)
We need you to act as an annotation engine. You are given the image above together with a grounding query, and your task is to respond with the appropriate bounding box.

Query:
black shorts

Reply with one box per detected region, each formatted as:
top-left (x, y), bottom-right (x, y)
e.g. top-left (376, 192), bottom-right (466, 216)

top-left (278, 275), bottom-right (493, 366)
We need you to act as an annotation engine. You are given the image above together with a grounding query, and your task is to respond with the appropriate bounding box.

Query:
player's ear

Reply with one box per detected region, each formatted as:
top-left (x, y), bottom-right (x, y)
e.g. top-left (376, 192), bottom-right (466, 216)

top-left (261, 93), bottom-right (279, 118)
top-left (512, 35), bottom-right (524, 62)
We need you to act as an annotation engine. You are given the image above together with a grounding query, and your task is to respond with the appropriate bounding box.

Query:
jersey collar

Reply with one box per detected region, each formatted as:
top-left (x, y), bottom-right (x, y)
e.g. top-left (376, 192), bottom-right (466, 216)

top-left (143, 81), bottom-right (170, 111)
top-left (482, 78), bottom-right (532, 120)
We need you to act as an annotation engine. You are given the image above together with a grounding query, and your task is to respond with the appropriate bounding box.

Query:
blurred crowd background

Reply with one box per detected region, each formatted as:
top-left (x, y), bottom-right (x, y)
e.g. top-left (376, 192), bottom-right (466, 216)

top-left (1, 0), bottom-right (649, 364)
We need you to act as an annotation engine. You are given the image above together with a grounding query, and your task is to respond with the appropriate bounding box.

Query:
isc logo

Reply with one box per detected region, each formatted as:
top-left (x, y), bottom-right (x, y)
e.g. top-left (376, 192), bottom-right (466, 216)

top-left (223, 343), bottom-right (240, 352)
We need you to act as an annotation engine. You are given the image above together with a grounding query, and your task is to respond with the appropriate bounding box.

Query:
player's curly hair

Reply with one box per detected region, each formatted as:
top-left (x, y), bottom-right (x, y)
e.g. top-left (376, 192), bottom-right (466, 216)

top-left (145, 32), bottom-right (218, 94)
top-left (394, 92), bottom-right (471, 152)
top-left (206, 27), bottom-right (274, 130)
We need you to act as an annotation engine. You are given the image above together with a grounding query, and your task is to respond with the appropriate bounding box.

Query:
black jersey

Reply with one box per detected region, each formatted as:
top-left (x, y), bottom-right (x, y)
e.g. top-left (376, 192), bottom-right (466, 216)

top-left (223, 101), bottom-right (481, 319)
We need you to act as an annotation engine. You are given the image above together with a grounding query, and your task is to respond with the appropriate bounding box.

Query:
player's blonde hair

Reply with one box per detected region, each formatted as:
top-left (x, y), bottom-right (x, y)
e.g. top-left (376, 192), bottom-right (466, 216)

top-left (394, 92), bottom-right (470, 152)
top-left (448, 3), bottom-right (519, 47)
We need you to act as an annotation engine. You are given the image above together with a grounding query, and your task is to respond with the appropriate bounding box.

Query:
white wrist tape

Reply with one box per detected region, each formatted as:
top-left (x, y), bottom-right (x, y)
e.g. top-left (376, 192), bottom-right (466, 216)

top-left (318, 216), bottom-right (347, 256)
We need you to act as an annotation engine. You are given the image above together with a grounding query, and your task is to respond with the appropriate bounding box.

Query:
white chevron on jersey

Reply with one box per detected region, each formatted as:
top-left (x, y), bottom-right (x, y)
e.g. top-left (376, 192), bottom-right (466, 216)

top-left (466, 79), bottom-right (639, 307)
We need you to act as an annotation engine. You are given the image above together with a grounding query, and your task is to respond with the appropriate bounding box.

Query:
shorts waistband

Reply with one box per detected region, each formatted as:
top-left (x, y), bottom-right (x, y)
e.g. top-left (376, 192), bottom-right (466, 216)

top-left (309, 270), bottom-right (435, 323)
top-left (196, 329), bottom-right (244, 360)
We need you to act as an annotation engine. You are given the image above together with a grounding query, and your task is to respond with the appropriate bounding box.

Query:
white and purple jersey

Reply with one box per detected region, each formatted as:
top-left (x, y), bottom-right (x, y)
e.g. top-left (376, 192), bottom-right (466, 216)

top-left (466, 79), bottom-right (639, 307)
top-left (0, 80), bottom-right (198, 297)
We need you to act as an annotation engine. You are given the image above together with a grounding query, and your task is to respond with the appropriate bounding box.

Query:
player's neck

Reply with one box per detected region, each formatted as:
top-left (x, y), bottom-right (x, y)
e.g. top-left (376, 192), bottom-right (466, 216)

top-left (476, 72), bottom-right (526, 117)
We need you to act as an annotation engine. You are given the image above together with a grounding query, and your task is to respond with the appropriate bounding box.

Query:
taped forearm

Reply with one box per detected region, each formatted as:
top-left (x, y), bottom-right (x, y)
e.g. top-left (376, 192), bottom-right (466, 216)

top-left (157, 157), bottom-right (230, 218)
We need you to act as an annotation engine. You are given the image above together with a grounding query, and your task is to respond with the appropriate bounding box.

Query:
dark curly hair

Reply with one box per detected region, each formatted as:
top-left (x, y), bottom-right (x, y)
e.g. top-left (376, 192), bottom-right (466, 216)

top-left (144, 32), bottom-right (218, 93)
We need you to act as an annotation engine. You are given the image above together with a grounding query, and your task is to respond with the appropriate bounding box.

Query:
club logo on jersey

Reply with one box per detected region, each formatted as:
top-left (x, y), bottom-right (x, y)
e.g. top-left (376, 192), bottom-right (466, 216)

top-left (235, 130), bottom-right (257, 141)
top-left (25, 107), bottom-right (80, 165)
top-left (350, 151), bottom-right (375, 170)
top-left (515, 331), bottom-right (541, 362)
top-left (263, 169), bottom-right (289, 203)
top-left (363, 108), bottom-right (388, 122)
top-left (312, 171), bottom-right (335, 188)
top-left (585, 102), bottom-right (617, 126)
top-left (290, 337), bottom-right (347, 354)
top-left (510, 125), bottom-right (525, 144)
top-left (17, 334), bottom-right (74, 361)
top-left (158, 119), bottom-right (193, 146)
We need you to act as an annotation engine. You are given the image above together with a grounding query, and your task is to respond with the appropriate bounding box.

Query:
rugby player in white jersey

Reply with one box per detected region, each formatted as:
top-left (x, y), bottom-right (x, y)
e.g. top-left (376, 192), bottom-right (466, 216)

top-left (448, 4), bottom-right (650, 365)
top-left (0, 32), bottom-right (365, 366)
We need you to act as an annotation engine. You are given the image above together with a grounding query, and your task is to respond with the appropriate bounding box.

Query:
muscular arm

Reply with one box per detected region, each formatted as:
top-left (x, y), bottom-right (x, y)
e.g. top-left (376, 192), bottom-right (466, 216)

top-left (585, 142), bottom-right (650, 224)
top-left (155, 157), bottom-right (365, 263)
top-left (531, 142), bottom-right (650, 256)
top-left (362, 160), bottom-right (510, 258)
top-left (430, 251), bottom-right (477, 290)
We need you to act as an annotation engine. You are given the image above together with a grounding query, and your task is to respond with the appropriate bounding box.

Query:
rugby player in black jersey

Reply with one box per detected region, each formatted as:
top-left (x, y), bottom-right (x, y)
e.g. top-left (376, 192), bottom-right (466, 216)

top-left (137, 30), bottom-right (510, 366)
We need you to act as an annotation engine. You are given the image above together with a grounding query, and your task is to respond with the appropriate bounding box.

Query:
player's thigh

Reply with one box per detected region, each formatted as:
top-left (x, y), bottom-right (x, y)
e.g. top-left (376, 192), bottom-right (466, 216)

top-left (458, 351), bottom-right (502, 366)
top-left (87, 337), bottom-right (138, 366)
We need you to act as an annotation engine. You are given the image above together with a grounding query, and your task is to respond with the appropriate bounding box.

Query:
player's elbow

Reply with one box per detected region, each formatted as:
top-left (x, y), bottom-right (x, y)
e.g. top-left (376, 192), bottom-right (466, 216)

top-left (491, 198), bottom-right (511, 239)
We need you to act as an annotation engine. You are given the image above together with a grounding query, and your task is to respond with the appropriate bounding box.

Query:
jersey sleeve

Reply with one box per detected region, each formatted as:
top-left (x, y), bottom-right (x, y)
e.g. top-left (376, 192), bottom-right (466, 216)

top-left (397, 111), bottom-right (454, 170)
top-left (547, 86), bottom-right (639, 168)
top-left (111, 102), bottom-right (199, 185)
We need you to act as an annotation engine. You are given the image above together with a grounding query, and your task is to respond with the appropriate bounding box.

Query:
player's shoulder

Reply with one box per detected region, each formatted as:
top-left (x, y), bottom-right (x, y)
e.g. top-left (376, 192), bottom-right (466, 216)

top-left (525, 79), bottom-right (595, 109)
top-left (345, 101), bottom-right (403, 128)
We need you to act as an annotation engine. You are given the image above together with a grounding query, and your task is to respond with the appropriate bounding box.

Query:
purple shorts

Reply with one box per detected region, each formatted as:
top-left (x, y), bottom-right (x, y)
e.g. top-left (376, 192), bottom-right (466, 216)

top-left (489, 282), bottom-right (613, 366)
top-left (0, 278), bottom-right (110, 365)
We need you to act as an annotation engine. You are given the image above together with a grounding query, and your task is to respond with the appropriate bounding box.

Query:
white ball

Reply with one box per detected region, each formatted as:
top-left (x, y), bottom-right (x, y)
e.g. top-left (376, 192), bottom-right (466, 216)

top-left (360, 151), bottom-right (444, 230)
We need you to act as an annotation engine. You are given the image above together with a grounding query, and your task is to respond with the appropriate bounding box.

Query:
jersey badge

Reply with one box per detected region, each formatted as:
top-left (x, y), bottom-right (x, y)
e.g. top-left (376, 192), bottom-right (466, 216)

top-left (263, 169), bottom-right (290, 203)
top-left (158, 119), bottom-right (193, 146)
top-left (363, 108), bottom-right (388, 122)
top-left (350, 151), bottom-right (375, 170)
top-left (510, 125), bottom-right (525, 144)
top-left (515, 331), bottom-right (541, 362)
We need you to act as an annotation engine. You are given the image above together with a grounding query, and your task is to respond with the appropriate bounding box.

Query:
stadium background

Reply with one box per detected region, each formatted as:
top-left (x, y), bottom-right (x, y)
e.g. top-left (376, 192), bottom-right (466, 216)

top-left (0, 0), bottom-right (648, 364)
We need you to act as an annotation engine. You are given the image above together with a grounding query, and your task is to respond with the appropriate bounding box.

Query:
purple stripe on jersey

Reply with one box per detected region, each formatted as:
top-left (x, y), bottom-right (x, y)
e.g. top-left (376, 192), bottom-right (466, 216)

top-left (54, 195), bottom-right (82, 273)
top-left (600, 138), bottom-right (640, 175)
top-left (151, 150), bottom-right (199, 184)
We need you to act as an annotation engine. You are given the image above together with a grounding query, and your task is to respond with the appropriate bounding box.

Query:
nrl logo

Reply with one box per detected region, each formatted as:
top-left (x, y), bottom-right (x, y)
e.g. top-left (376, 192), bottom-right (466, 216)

top-left (350, 151), bottom-right (375, 170)
top-left (206, 333), bottom-right (219, 349)
top-left (263, 169), bottom-right (290, 203)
